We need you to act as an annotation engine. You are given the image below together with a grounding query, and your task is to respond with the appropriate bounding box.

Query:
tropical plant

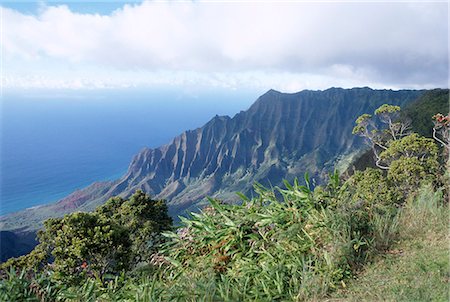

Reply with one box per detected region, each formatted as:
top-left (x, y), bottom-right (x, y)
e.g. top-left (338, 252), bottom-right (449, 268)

top-left (153, 172), bottom-right (399, 300)
top-left (1, 107), bottom-right (445, 301)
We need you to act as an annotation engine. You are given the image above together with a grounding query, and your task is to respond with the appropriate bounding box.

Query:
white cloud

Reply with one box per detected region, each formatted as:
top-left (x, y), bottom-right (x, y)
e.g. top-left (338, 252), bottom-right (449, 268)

top-left (1, 1), bottom-right (448, 90)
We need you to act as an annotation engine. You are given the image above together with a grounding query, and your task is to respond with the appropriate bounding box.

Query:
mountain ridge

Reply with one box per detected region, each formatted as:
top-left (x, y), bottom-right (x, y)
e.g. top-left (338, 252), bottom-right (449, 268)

top-left (0, 87), bottom-right (424, 233)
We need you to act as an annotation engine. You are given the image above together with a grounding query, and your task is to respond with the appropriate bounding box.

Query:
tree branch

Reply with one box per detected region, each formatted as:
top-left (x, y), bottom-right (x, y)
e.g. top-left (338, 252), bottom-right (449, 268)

top-left (371, 143), bottom-right (389, 170)
top-left (433, 127), bottom-right (448, 148)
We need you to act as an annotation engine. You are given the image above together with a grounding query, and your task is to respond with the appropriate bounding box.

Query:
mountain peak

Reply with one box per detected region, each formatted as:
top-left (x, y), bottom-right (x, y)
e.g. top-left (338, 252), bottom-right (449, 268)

top-left (266, 88), bottom-right (281, 94)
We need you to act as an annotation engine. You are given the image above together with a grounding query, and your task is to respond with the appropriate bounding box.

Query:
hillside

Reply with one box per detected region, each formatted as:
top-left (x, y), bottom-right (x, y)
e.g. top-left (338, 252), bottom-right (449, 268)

top-left (403, 88), bottom-right (450, 137)
top-left (0, 87), bottom-right (423, 235)
top-left (0, 89), bottom-right (448, 301)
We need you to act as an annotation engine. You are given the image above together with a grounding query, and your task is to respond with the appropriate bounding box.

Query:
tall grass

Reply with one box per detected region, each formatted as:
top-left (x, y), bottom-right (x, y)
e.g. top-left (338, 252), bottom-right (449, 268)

top-left (2, 174), bottom-right (435, 301)
top-left (399, 184), bottom-right (447, 239)
top-left (332, 184), bottom-right (449, 301)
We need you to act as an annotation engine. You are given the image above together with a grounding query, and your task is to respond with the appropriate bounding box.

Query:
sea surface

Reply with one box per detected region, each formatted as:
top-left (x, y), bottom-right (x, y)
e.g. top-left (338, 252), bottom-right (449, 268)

top-left (0, 88), bottom-right (257, 215)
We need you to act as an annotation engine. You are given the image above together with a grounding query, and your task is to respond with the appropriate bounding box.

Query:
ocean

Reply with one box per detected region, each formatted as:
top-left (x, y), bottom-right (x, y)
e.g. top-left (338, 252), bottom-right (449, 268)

top-left (0, 88), bottom-right (258, 215)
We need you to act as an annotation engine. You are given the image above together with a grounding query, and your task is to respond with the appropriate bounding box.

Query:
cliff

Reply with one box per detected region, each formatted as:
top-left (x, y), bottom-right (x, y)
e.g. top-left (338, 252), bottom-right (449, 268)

top-left (0, 87), bottom-right (423, 233)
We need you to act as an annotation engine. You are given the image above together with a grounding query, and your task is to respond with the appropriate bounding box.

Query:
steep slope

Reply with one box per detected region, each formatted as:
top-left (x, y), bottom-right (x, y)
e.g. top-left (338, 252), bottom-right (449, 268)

top-left (0, 87), bottom-right (423, 235)
top-left (110, 87), bottom-right (423, 214)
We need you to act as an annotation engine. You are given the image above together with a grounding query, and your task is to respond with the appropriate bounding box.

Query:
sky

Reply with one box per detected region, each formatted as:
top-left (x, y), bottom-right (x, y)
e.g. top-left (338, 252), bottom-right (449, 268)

top-left (1, 0), bottom-right (449, 92)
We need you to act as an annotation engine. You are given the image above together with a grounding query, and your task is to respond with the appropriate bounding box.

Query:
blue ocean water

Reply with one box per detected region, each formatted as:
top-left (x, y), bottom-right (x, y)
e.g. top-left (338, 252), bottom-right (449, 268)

top-left (0, 88), bottom-right (258, 215)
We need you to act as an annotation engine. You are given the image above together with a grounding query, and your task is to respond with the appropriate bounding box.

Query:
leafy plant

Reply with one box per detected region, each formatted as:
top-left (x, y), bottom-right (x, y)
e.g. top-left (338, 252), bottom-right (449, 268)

top-left (0, 267), bottom-right (59, 302)
top-left (154, 171), bottom-right (396, 300)
top-left (1, 191), bottom-right (172, 285)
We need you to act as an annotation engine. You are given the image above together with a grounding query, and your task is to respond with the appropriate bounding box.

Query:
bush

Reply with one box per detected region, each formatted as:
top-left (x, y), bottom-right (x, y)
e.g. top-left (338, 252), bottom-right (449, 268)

top-left (154, 173), bottom-right (396, 300)
top-left (44, 212), bottom-right (132, 283)
top-left (1, 191), bottom-right (172, 285)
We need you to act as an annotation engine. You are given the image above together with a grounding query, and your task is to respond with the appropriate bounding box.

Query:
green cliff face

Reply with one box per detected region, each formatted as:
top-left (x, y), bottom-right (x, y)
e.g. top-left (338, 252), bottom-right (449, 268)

top-left (0, 87), bottom-right (423, 233)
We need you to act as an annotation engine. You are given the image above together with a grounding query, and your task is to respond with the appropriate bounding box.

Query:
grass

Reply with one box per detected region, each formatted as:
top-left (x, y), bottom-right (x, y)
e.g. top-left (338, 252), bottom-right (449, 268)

top-left (331, 186), bottom-right (449, 301)
top-left (1, 181), bottom-right (448, 301)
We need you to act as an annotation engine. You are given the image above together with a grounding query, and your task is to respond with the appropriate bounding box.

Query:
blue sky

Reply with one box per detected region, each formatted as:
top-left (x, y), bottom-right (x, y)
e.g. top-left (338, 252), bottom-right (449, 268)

top-left (1, 1), bottom-right (448, 92)
top-left (2, 1), bottom-right (137, 15)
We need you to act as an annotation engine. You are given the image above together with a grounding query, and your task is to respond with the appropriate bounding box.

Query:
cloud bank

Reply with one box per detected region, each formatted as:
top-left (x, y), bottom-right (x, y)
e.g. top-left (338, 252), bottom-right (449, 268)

top-left (2, 1), bottom-right (448, 91)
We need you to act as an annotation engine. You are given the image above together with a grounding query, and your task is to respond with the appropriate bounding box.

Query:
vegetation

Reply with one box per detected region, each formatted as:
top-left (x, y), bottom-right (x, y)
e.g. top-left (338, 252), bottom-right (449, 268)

top-left (402, 88), bottom-right (449, 138)
top-left (348, 89), bottom-right (449, 175)
top-left (1, 103), bottom-right (448, 301)
top-left (333, 185), bottom-right (449, 301)
top-left (1, 191), bottom-right (172, 284)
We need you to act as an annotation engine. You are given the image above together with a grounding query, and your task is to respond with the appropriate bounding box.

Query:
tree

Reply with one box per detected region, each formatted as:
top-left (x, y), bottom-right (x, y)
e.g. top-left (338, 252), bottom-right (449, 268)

top-left (353, 104), bottom-right (440, 197)
top-left (381, 133), bottom-right (438, 195)
top-left (2, 191), bottom-right (173, 284)
top-left (97, 190), bottom-right (173, 265)
top-left (353, 104), bottom-right (411, 170)
top-left (342, 168), bottom-right (403, 251)
top-left (41, 212), bottom-right (131, 282)
top-left (345, 168), bottom-right (402, 210)
top-left (432, 113), bottom-right (450, 202)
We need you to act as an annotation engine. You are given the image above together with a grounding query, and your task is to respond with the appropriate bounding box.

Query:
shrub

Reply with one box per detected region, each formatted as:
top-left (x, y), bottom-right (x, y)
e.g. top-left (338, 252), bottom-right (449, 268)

top-left (156, 173), bottom-right (393, 300)
top-left (43, 212), bottom-right (132, 283)
top-left (1, 191), bottom-right (172, 285)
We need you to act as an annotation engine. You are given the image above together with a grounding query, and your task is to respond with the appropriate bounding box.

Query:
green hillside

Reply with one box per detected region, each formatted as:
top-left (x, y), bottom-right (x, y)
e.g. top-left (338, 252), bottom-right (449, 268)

top-left (1, 97), bottom-right (448, 301)
top-left (403, 88), bottom-right (449, 138)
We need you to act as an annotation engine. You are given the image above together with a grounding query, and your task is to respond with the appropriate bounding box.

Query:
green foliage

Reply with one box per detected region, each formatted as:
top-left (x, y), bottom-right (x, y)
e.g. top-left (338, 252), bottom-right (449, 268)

top-left (332, 185), bottom-right (449, 301)
top-left (149, 172), bottom-right (399, 300)
top-left (380, 134), bottom-right (439, 195)
top-left (355, 113), bottom-right (372, 124)
top-left (402, 89), bottom-right (449, 137)
top-left (350, 92), bottom-right (449, 174)
top-left (0, 244), bottom-right (49, 272)
top-left (1, 117), bottom-right (445, 301)
top-left (56, 273), bottom-right (132, 302)
top-left (388, 157), bottom-right (435, 195)
top-left (0, 268), bottom-right (38, 301)
top-left (374, 104), bottom-right (401, 115)
top-left (0, 268), bottom-right (59, 302)
top-left (343, 168), bottom-right (402, 252)
top-left (354, 105), bottom-right (441, 200)
top-left (1, 174), bottom-right (445, 301)
top-left (44, 212), bottom-right (131, 282)
top-left (97, 191), bottom-right (173, 265)
top-left (1, 191), bottom-right (172, 286)
top-left (345, 168), bottom-right (402, 209)
top-left (353, 103), bottom-right (413, 170)
top-left (352, 114), bottom-right (372, 135)
top-left (380, 133), bottom-right (438, 165)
